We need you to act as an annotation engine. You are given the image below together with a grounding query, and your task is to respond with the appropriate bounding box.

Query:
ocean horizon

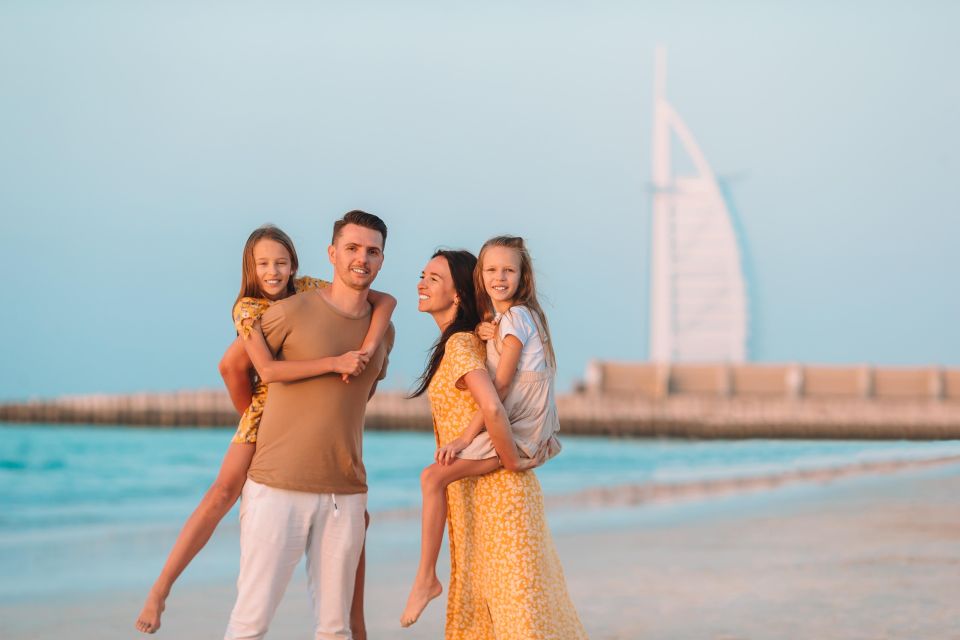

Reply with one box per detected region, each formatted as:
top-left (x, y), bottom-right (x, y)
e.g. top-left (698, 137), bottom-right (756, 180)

top-left (4, 423), bottom-right (960, 603)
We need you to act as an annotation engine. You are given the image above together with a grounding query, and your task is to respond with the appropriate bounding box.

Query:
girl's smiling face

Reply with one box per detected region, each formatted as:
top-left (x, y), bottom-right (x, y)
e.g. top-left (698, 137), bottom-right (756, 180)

top-left (253, 239), bottom-right (293, 300)
top-left (481, 245), bottom-right (521, 312)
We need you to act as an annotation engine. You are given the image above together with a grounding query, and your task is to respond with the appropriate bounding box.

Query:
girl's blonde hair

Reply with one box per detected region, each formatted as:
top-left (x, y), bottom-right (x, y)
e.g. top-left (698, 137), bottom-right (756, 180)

top-left (235, 224), bottom-right (299, 309)
top-left (474, 235), bottom-right (556, 368)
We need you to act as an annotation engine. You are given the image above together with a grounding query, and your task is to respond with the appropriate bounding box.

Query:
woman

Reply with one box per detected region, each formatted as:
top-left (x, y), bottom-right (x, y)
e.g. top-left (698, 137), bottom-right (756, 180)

top-left (412, 249), bottom-right (588, 639)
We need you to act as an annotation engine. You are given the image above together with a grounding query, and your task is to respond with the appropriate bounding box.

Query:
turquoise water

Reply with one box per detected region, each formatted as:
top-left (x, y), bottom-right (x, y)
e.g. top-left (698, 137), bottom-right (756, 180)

top-left (3, 423), bottom-right (960, 601)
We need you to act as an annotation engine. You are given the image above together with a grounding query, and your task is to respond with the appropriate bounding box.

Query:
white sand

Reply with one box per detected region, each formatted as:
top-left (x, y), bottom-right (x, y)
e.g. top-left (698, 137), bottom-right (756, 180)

top-left (4, 462), bottom-right (959, 639)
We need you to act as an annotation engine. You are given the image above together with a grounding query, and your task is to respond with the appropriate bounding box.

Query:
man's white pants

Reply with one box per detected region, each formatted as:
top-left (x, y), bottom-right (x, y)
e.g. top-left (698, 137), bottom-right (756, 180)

top-left (224, 478), bottom-right (367, 640)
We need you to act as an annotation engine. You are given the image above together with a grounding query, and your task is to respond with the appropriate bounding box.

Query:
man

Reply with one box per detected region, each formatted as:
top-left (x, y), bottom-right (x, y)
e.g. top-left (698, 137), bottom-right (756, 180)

top-left (225, 210), bottom-right (394, 640)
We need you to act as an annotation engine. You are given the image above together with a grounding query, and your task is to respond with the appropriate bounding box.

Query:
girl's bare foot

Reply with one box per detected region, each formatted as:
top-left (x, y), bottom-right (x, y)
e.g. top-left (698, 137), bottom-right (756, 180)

top-left (135, 588), bottom-right (166, 634)
top-left (400, 577), bottom-right (443, 628)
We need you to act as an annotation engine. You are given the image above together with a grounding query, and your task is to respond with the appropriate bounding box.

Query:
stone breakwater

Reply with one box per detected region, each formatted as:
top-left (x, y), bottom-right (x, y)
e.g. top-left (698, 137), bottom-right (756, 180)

top-left (2, 388), bottom-right (959, 439)
top-left (0, 390), bottom-right (431, 430)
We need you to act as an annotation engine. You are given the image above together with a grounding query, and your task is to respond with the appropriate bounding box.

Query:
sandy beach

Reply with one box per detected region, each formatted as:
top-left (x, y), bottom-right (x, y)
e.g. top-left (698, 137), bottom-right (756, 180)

top-left (3, 460), bottom-right (959, 639)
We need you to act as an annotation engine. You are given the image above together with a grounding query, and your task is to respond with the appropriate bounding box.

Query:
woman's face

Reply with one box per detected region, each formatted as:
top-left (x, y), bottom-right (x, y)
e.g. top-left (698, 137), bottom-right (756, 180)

top-left (253, 239), bottom-right (293, 300)
top-left (418, 255), bottom-right (457, 317)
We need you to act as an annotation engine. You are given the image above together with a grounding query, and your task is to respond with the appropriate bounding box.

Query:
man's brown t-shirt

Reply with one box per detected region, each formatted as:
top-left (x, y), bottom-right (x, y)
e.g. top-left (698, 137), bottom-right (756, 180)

top-left (247, 289), bottom-right (394, 495)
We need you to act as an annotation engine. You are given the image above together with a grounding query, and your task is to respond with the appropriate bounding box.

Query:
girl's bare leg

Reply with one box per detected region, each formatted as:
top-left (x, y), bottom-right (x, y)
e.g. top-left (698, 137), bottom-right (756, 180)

top-left (400, 457), bottom-right (501, 628)
top-left (135, 443), bottom-right (255, 634)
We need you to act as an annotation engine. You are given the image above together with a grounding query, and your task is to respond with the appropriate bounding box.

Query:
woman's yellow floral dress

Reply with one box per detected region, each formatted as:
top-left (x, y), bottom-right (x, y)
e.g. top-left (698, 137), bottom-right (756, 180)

top-left (229, 276), bottom-right (329, 443)
top-left (429, 332), bottom-right (588, 639)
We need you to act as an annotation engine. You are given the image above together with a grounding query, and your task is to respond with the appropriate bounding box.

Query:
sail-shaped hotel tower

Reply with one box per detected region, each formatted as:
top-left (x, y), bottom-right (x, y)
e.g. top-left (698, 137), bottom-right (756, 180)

top-left (649, 47), bottom-right (749, 363)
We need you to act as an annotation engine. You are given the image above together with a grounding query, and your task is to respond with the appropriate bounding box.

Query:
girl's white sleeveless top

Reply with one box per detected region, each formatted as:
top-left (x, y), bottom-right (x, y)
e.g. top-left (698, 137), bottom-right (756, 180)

top-left (491, 306), bottom-right (547, 372)
top-left (458, 305), bottom-right (561, 461)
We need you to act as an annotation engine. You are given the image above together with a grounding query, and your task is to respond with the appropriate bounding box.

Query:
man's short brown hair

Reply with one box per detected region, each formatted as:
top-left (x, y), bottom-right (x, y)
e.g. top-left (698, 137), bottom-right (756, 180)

top-left (332, 210), bottom-right (388, 249)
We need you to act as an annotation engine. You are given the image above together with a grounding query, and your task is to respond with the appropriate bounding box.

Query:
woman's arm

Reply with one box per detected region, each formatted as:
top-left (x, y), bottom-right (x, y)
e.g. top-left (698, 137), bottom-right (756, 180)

top-left (436, 407), bottom-right (486, 465)
top-left (240, 321), bottom-right (368, 384)
top-left (449, 338), bottom-right (522, 452)
top-left (462, 369), bottom-right (539, 472)
top-left (437, 334), bottom-right (524, 463)
top-left (218, 338), bottom-right (254, 414)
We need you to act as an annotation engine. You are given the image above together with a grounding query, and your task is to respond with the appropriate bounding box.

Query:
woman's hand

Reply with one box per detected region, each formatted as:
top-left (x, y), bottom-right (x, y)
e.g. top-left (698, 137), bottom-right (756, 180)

top-left (334, 351), bottom-right (370, 381)
top-left (501, 446), bottom-right (549, 472)
top-left (475, 322), bottom-right (496, 341)
top-left (435, 437), bottom-right (469, 466)
top-left (503, 457), bottom-right (537, 472)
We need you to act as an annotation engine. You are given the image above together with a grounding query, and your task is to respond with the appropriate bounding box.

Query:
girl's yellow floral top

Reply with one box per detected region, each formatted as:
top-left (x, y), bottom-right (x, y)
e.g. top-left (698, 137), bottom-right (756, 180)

top-left (429, 332), bottom-right (588, 639)
top-left (229, 276), bottom-right (329, 444)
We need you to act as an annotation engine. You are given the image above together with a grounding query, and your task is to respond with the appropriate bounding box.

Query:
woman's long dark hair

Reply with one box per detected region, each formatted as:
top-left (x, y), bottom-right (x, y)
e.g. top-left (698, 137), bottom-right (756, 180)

top-left (410, 249), bottom-right (480, 398)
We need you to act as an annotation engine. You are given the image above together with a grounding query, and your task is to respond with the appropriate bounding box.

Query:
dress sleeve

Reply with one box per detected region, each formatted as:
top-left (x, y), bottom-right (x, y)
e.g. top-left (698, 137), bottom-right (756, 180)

top-left (446, 332), bottom-right (487, 388)
top-left (497, 306), bottom-right (535, 346)
top-left (294, 276), bottom-right (330, 292)
top-left (232, 297), bottom-right (272, 338)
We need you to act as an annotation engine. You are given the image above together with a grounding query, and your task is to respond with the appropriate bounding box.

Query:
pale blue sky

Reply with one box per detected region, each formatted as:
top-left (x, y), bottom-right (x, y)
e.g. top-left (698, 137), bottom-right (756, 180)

top-left (2, 1), bottom-right (958, 400)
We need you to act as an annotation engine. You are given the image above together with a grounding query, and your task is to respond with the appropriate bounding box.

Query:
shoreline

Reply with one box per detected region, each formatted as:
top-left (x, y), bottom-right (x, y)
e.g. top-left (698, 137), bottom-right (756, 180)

top-left (354, 452), bottom-right (960, 522)
top-left (4, 461), bottom-right (960, 638)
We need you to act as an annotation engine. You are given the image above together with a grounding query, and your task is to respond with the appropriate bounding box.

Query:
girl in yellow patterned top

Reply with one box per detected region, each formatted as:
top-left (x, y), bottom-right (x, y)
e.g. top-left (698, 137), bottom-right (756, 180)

top-left (401, 249), bottom-right (585, 638)
top-left (136, 224), bottom-right (395, 636)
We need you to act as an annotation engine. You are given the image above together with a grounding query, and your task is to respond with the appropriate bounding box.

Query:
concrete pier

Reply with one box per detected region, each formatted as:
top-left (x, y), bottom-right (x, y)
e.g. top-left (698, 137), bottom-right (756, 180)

top-left (2, 361), bottom-right (960, 439)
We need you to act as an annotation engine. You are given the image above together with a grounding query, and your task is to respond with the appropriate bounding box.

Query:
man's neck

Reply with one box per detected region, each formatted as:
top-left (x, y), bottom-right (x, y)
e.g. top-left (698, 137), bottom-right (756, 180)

top-left (321, 280), bottom-right (371, 316)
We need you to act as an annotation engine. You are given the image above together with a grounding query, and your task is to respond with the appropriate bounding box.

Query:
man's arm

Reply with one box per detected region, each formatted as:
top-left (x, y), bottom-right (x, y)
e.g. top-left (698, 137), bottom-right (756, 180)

top-left (218, 338), bottom-right (254, 414)
top-left (462, 368), bottom-right (538, 472)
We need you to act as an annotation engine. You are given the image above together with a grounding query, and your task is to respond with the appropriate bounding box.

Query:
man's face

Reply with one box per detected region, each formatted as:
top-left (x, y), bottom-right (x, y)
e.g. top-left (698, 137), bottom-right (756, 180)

top-left (328, 223), bottom-right (384, 291)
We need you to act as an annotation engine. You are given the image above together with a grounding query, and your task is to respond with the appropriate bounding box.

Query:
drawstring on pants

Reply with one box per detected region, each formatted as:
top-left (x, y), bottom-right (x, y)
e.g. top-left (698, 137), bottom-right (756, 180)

top-left (332, 493), bottom-right (339, 518)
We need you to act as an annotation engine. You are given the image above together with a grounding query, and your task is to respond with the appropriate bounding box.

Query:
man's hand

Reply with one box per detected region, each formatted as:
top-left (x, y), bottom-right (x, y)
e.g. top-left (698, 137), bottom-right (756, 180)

top-left (435, 437), bottom-right (469, 466)
top-left (476, 322), bottom-right (496, 341)
top-left (334, 351), bottom-right (370, 382)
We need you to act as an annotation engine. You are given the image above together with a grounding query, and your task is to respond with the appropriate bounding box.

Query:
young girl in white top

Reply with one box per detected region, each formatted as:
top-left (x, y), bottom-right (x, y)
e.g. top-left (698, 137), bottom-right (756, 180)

top-left (401, 235), bottom-right (561, 628)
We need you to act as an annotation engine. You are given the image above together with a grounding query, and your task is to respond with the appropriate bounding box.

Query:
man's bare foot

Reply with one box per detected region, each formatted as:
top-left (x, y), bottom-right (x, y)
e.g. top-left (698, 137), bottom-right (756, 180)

top-left (135, 588), bottom-right (166, 634)
top-left (400, 577), bottom-right (443, 627)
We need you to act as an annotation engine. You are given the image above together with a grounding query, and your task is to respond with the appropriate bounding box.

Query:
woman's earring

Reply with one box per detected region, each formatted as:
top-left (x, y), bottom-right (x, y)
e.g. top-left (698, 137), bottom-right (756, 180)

top-left (454, 297), bottom-right (460, 306)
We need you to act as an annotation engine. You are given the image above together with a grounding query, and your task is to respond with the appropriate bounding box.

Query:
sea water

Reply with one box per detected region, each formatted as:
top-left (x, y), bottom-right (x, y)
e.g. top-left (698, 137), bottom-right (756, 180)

top-left (2, 423), bottom-right (960, 601)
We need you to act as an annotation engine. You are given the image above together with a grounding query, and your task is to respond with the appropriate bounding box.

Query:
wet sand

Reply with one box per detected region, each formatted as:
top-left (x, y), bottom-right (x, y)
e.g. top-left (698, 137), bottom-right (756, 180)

top-left (4, 462), bottom-right (959, 639)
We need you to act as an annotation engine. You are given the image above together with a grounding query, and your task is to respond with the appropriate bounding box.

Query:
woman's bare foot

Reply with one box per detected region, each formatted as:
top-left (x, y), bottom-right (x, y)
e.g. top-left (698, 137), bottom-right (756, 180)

top-left (135, 588), bottom-right (166, 634)
top-left (400, 577), bottom-right (443, 627)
